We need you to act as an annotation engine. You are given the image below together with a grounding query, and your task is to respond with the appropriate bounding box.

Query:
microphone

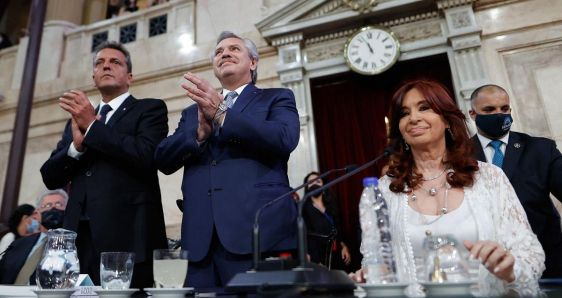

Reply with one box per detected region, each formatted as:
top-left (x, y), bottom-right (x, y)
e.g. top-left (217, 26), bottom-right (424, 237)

top-left (225, 147), bottom-right (393, 293)
top-left (252, 164), bottom-right (356, 270)
top-left (296, 146), bottom-right (394, 268)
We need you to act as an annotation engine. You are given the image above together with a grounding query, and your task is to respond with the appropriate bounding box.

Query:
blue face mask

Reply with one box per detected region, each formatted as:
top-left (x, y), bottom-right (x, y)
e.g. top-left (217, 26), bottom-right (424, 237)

top-left (26, 218), bottom-right (39, 234)
top-left (475, 113), bottom-right (513, 139)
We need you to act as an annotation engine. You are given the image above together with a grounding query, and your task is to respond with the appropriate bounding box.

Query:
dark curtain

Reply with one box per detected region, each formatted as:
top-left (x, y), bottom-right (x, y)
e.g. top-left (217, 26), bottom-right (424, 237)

top-left (309, 53), bottom-right (454, 271)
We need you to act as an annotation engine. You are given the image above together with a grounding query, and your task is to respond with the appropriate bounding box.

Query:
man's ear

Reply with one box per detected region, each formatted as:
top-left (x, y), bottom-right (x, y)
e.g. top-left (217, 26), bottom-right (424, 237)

top-left (468, 109), bottom-right (476, 121)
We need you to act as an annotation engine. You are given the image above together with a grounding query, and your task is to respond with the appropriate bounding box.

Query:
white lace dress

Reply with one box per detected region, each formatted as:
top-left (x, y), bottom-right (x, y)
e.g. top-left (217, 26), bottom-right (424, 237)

top-left (360, 161), bottom-right (545, 297)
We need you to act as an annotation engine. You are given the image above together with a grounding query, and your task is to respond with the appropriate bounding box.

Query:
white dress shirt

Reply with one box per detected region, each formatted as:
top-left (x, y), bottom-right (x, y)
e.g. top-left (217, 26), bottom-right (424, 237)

top-left (67, 92), bottom-right (130, 159)
top-left (475, 132), bottom-right (510, 164)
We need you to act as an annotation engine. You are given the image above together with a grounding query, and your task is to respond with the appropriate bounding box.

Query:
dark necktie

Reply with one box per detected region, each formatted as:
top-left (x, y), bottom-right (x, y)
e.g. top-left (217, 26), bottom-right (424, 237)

top-left (489, 140), bottom-right (504, 168)
top-left (99, 104), bottom-right (113, 124)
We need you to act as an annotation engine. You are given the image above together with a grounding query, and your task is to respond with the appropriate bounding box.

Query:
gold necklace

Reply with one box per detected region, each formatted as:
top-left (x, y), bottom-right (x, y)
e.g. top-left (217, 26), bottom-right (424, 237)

top-left (421, 168), bottom-right (446, 181)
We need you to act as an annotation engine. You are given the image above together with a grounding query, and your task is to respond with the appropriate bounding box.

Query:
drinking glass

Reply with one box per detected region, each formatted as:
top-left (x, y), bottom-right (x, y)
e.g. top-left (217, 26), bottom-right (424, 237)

top-left (153, 249), bottom-right (188, 288)
top-left (100, 252), bottom-right (135, 289)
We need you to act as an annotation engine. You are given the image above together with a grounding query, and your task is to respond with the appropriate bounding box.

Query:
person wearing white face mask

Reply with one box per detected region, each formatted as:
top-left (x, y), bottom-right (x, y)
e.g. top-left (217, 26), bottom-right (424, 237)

top-left (0, 204), bottom-right (39, 259)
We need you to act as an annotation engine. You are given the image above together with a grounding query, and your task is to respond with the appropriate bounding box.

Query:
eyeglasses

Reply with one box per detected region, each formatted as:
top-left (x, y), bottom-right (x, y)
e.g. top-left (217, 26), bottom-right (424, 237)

top-left (40, 202), bottom-right (65, 209)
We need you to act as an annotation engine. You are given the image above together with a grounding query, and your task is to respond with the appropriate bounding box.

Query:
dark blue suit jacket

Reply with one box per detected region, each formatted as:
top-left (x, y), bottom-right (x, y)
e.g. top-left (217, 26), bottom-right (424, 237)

top-left (472, 131), bottom-right (562, 277)
top-left (0, 233), bottom-right (41, 284)
top-left (40, 96), bottom-right (169, 284)
top-left (155, 84), bottom-right (300, 262)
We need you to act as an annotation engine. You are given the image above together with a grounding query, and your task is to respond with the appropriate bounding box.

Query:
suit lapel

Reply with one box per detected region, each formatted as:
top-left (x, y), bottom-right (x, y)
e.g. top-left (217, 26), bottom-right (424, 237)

top-left (471, 135), bottom-right (486, 162)
top-left (503, 132), bottom-right (524, 180)
top-left (231, 84), bottom-right (260, 113)
top-left (106, 95), bottom-right (136, 127)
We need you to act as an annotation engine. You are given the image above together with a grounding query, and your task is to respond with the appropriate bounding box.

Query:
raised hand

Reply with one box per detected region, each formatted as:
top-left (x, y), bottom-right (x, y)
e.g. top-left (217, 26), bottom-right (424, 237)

top-left (59, 90), bottom-right (96, 132)
top-left (181, 72), bottom-right (223, 122)
top-left (71, 118), bottom-right (85, 152)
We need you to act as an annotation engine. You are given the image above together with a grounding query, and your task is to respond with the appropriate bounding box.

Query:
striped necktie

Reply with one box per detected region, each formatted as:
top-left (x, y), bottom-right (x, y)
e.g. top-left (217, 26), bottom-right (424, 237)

top-left (224, 91), bottom-right (238, 109)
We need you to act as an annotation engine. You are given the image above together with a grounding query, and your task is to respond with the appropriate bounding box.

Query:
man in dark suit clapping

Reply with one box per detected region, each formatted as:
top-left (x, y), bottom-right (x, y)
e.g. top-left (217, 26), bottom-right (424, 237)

top-left (40, 41), bottom-right (168, 287)
top-left (155, 31), bottom-right (300, 288)
top-left (470, 84), bottom-right (562, 278)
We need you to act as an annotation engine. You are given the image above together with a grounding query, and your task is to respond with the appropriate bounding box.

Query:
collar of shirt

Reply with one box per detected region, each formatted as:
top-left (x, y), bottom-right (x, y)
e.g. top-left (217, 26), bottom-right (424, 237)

top-left (98, 91), bottom-right (130, 121)
top-left (476, 132), bottom-right (510, 162)
top-left (221, 84), bottom-right (247, 105)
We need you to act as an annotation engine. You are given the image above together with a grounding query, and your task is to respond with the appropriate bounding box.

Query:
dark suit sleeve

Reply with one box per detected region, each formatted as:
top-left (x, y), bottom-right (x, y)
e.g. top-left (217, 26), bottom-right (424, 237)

top-left (547, 140), bottom-right (562, 201)
top-left (40, 120), bottom-right (83, 190)
top-left (154, 106), bottom-right (203, 175)
top-left (219, 88), bottom-right (299, 156)
top-left (82, 99), bottom-right (168, 170)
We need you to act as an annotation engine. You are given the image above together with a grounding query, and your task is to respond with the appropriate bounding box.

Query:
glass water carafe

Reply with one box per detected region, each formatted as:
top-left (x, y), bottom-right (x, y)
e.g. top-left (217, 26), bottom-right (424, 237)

top-left (36, 228), bottom-right (80, 289)
top-left (422, 234), bottom-right (471, 282)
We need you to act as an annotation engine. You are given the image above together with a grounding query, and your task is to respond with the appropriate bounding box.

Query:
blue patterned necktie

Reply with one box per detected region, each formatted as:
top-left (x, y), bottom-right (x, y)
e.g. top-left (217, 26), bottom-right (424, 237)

top-left (489, 140), bottom-right (504, 168)
top-left (99, 104), bottom-right (113, 124)
top-left (224, 91), bottom-right (238, 109)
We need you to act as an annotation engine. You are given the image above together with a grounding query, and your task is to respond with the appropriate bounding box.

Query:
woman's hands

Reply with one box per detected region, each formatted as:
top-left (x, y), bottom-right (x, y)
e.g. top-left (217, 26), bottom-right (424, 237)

top-left (464, 240), bottom-right (515, 282)
top-left (349, 268), bottom-right (365, 283)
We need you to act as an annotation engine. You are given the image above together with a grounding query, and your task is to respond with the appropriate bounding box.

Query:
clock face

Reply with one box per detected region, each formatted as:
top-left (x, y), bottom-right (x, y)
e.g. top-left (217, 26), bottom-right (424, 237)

top-left (344, 26), bottom-right (400, 75)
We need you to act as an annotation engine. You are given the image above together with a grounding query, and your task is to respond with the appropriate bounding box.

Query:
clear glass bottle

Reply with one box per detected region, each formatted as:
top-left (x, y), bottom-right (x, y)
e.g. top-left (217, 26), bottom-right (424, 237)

top-left (36, 228), bottom-right (80, 289)
top-left (359, 177), bottom-right (397, 284)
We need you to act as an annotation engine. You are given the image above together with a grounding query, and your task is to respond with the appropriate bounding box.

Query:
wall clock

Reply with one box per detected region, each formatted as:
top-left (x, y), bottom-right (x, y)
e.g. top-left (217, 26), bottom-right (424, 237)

top-left (344, 26), bottom-right (400, 75)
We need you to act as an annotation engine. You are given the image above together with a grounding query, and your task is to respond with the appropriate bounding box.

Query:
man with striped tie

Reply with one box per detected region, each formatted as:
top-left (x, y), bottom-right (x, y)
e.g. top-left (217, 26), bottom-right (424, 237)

top-left (470, 84), bottom-right (562, 278)
top-left (155, 31), bottom-right (300, 288)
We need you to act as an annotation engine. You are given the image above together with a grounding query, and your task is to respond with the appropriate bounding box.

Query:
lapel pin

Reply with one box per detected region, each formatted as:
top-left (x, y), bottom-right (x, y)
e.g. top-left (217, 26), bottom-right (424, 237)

top-left (514, 143), bottom-right (521, 148)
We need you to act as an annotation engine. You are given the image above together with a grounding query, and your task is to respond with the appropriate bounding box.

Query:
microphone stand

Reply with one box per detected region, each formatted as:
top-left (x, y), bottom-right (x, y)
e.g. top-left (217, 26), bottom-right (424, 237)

top-left (226, 148), bottom-right (392, 293)
top-left (296, 147), bottom-right (393, 269)
top-left (252, 165), bottom-right (354, 270)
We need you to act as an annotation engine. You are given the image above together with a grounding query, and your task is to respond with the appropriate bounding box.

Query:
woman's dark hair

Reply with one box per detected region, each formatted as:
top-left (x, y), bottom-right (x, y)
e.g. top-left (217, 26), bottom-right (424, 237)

top-left (303, 171), bottom-right (339, 217)
top-left (386, 79), bottom-right (479, 193)
top-left (7, 204), bottom-right (35, 236)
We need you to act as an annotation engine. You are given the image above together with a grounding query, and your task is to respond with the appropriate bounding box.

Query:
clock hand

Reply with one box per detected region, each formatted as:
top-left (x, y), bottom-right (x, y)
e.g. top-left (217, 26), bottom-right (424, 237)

top-left (366, 42), bottom-right (374, 54)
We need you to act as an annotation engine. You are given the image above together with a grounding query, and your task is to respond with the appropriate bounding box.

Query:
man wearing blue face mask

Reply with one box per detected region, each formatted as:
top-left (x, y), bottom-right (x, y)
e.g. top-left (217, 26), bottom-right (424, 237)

top-left (470, 84), bottom-right (562, 278)
top-left (0, 189), bottom-right (68, 285)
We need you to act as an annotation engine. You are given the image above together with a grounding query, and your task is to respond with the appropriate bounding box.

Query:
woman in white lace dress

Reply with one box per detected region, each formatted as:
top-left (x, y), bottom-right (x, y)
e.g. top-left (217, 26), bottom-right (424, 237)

top-left (354, 80), bottom-right (544, 296)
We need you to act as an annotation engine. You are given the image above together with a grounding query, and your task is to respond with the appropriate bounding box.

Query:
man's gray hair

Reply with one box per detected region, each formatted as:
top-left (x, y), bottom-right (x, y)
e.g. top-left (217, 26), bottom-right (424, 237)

top-left (36, 189), bottom-right (69, 207)
top-left (212, 31), bottom-right (259, 84)
top-left (93, 41), bottom-right (133, 73)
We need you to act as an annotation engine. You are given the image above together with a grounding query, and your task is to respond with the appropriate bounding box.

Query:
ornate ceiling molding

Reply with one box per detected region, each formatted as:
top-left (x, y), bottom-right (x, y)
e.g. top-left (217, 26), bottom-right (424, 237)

top-left (272, 32), bottom-right (304, 47)
top-left (437, 0), bottom-right (477, 10)
top-left (342, 0), bottom-right (378, 13)
top-left (298, 0), bottom-right (346, 21)
top-left (304, 10), bottom-right (440, 46)
top-left (380, 11), bottom-right (439, 27)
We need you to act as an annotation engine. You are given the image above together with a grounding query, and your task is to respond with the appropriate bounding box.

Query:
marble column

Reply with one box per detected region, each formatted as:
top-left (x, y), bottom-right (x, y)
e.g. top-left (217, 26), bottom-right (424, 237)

top-left (438, 0), bottom-right (488, 115)
top-left (275, 36), bottom-right (318, 188)
top-left (46, 0), bottom-right (85, 25)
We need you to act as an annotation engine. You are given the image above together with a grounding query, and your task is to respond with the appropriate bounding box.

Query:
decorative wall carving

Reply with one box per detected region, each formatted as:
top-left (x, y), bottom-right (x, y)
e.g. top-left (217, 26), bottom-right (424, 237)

top-left (450, 10), bottom-right (473, 29)
top-left (393, 20), bottom-right (442, 43)
top-left (342, 0), bottom-right (378, 13)
top-left (305, 43), bottom-right (345, 63)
